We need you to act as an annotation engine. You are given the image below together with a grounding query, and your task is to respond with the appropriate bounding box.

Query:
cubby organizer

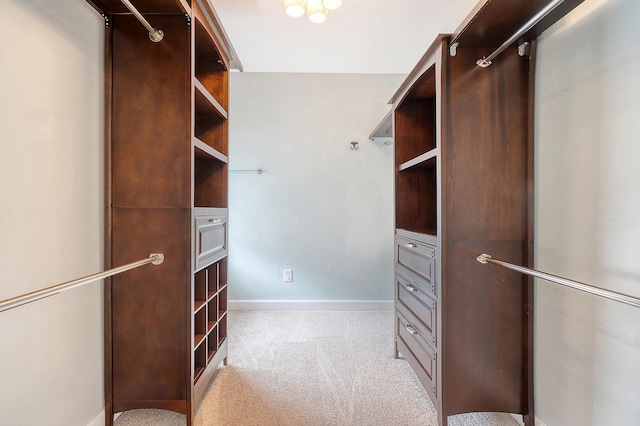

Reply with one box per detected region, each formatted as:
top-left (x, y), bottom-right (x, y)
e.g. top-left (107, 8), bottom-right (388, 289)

top-left (86, 0), bottom-right (241, 424)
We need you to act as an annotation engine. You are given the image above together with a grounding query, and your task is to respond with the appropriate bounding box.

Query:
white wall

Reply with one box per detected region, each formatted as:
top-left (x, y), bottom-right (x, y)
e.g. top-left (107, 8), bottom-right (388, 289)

top-left (0, 1), bottom-right (104, 425)
top-left (228, 73), bottom-right (404, 306)
top-left (535, 0), bottom-right (640, 424)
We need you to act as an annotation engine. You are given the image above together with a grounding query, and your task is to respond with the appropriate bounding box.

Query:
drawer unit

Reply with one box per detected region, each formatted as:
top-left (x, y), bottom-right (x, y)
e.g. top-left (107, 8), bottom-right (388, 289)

top-left (397, 263), bottom-right (435, 298)
top-left (395, 236), bottom-right (436, 284)
top-left (194, 208), bottom-right (228, 272)
top-left (397, 274), bottom-right (437, 346)
top-left (396, 309), bottom-right (437, 398)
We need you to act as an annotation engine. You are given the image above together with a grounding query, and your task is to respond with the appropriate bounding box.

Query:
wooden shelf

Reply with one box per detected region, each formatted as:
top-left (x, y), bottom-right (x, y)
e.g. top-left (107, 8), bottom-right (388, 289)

top-left (194, 300), bottom-right (206, 313)
top-left (194, 333), bottom-right (206, 349)
top-left (195, 79), bottom-right (227, 120)
top-left (369, 110), bottom-right (393, 146)
top-left (399, 148), bottom-right (437, 171)
top-left (194, 137), bottom-right (228, 163)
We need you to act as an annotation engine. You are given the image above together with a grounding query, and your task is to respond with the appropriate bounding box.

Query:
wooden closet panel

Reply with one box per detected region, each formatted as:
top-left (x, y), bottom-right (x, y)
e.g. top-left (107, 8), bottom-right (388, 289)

top-left (443, 240), bottom-right (527, 415)
top-left (443, 47), bottom-right (529, 242)
top-left (111, 207), bottom-right (190, 402)
top-left (111, 15), bottom-right (190, 209)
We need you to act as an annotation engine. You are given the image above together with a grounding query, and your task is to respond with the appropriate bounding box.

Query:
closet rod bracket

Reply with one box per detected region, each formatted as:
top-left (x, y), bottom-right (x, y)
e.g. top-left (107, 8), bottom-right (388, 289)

top-left (476, 57), bottom-right (492, 68)
top-left (121, 0), bottom-right (164, 43)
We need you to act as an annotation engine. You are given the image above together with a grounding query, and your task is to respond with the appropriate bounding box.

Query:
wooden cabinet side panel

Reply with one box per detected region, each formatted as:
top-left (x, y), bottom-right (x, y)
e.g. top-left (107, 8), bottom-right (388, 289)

top-left (443, 240), bottom-right (526, 415)
top-left (443, 47), bottom-right (529, 242)
top-left (111, 207), bottom-right (190, 402)
top-left (111, 15), bottom-right (191, 208)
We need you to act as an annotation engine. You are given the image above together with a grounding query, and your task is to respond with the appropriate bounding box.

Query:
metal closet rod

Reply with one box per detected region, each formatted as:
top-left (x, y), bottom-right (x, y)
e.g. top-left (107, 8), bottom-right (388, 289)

top-left (474, 0), bottom-right (566, 67)
top-left (230, 169), bottom-right (264, 175)
top-left (476, 254), bottom-right (640, 309)
top-left (0, 253), bottom-right (165, 313)
top-left (120, 0), bottom-right (164, 42)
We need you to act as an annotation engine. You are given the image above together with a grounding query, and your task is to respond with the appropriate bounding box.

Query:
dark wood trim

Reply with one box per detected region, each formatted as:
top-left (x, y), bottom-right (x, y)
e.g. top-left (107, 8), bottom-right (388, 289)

top-left (450, 0), bottom-right (587, 49)
top-left (113, 399), bottom-right (189, 414)
top-left (436, 38), bottom-right (447, 426)
top-left (390, 35), bottom-right (447, 108)
top-left (84, 0), bottom-right (110, 15)
top-left (103, 21), bottom-right (114, 426)
top-left (523, 38), bottom-right (538, 426)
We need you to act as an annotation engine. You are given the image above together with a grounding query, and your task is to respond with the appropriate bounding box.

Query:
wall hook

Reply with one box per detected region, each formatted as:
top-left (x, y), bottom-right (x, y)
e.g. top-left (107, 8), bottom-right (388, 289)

top-left (350, 141), bottom-right (359, 151)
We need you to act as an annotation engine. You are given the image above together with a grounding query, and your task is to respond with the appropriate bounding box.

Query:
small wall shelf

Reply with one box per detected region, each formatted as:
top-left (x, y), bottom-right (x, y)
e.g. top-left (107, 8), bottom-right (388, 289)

top-left (369, 110), bottom-right (393, 146)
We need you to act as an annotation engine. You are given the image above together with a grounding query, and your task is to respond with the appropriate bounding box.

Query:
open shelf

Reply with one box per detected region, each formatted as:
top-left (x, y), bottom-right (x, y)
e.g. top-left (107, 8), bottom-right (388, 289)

top-left (194, 308), bottom-right (207, 349)
top-left (194, 342), bottom-right (206, 383)
top-left (399, 148), bottom-right (437, 171)
top-left (195, 87), bottom-right (227, 158)
top-left (194, 154), bottom-right (227, 208)
top-left (218, 314), bottom-right (227, 346)
top-left (195, 137), bottom-right (228, 164)
top-left (194, 14), bottom-right (228, 111)
top-left (194, 269), bottom-right (207, 313)
top-left (206, 263), bottom-right (218, 300)
top-left (396, 156), bottom-right (437, 236)
top-left (395, 64), bottom-right (437, 167)
top-left (195, 80), bottom-right (227, 119)
top-left (218, 287), bottom-right (227, 320)
top-left (218, 258), bottom-right (227, 291)
top-left (207, 328), bottom-right (218, 361)
top-left (369, 110), bottom-right (393, 146)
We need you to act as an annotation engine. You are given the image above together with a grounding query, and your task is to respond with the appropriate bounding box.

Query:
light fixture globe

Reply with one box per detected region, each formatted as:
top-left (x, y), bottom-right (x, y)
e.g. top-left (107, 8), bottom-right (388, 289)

top-left (322, 0), bottom-right (342, 10)
top-left (284, 0), bottom-right (305, 17)
top-left (307, 0), bottom-right (327, 23)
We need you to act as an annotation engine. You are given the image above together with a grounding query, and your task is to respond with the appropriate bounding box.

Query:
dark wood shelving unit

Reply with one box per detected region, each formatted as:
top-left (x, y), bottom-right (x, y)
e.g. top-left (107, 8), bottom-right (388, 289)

top-left (86, 0), bottom-right (240, 424)
top-left (391, 1), bottom-right (586, 426)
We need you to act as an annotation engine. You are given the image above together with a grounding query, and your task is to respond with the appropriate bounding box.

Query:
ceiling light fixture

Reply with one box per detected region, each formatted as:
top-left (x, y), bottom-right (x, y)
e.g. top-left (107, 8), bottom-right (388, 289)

top-left (284, 0), bottom-right (342, 23)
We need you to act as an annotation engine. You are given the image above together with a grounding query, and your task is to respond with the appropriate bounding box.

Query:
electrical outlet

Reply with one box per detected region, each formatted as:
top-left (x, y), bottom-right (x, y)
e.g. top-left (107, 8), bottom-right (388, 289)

top-left (284, 269), bottom-right (293, 282)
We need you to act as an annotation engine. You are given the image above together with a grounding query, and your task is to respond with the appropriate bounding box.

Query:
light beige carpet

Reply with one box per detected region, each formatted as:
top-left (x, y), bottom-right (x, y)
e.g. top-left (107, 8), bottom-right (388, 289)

top-left (115, 311), bottom-right (518, 426)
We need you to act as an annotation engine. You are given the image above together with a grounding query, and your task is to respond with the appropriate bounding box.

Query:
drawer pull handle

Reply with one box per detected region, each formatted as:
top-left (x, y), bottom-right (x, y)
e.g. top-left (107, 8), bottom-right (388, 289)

top-left (405, 284), bottom-right (417, 292)
top-left (405, 243), bottom-right (417, 248)
top-left (405, 325), bottom-right (418, 335)
top-left (208, 218), bottom-right (222, 223)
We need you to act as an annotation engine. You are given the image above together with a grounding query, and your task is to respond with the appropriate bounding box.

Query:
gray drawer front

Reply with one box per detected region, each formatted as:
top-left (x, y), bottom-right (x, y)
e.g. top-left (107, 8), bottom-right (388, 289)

top-left (396, 294), bottom-right (436, 349)
top-left (396, 236), bottom-right (436, 283)
top-left (396, 310), bottom-right (437, 396)
top-left (397, 274), bottom-right (436, 345)
top-left (397, 263), bottom-right (435, 298)
top-left (195, 210), bottom-right (227, 271)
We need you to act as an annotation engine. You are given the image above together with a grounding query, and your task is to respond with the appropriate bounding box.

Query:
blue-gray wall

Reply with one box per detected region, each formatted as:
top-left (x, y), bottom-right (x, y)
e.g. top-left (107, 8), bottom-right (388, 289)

top-left (227, 73), bottom-right (404, 306)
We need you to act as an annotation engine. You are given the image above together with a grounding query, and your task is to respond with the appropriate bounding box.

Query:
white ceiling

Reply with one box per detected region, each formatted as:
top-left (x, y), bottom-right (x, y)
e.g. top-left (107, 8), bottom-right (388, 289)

top-left (211, 0), bottom-right (480, 74)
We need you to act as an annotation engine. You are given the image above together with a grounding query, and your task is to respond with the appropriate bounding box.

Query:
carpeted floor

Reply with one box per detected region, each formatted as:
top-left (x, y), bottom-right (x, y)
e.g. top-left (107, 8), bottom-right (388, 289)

top-left (115, 311), bottom-right (518, 426)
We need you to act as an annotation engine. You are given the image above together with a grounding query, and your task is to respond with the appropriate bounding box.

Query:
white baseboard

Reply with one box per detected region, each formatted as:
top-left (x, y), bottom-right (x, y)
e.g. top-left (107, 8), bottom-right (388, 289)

top-left (87, 410), bottom-right (104, 426)
top-left (88, 409), bottom-right (121, 426)
top-left (228, 300), bottom-right (394, 311)
top-left (510, 414), bottom-right (549, 426)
